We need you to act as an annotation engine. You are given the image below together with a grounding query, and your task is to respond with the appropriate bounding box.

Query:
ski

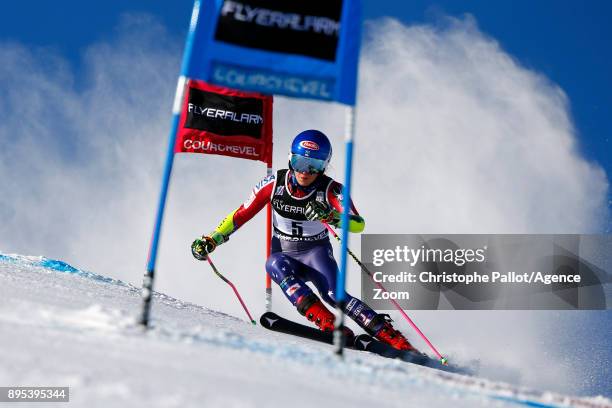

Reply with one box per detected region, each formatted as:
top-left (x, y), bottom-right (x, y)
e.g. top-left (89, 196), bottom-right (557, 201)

top-left (355, 335), bottom-right (472, 373)
top-left (353, 334), bottom-right (433, 366)
top-left (260, 312), bottom-right (355, 347)
top-left (260, 312), bottom-right (440, 368)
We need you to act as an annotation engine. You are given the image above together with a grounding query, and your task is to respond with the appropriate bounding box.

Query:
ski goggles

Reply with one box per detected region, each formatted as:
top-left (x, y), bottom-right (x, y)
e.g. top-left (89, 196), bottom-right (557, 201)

top-left (289, 154), bottom-right (327, 174)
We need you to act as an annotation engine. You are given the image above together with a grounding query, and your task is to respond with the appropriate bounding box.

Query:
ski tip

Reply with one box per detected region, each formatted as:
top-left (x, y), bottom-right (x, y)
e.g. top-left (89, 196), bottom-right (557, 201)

top-left (440, 357), bottom-right (448, 366)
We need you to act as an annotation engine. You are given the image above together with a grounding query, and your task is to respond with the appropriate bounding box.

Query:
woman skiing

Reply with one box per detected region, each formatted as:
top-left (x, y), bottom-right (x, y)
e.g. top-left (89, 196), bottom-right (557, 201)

top-left (191, 129), bottom-right (415, 351)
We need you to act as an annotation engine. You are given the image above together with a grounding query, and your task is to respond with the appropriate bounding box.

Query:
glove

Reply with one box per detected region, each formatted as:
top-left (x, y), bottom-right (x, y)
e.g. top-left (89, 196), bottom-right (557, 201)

top-left (191, 232), bottom-right (227, 261)
top-left (305, 201), bottom-right (339, 225)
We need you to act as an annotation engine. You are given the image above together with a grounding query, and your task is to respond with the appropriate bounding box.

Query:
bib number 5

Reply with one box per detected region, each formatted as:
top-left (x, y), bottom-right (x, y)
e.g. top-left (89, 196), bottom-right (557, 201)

top-left (291, 221), bottom-right (303, 237)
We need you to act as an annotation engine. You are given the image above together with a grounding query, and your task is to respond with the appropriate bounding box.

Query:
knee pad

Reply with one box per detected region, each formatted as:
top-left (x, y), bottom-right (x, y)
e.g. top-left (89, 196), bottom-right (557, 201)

top-left (265, 253), bottom-right (296, 284)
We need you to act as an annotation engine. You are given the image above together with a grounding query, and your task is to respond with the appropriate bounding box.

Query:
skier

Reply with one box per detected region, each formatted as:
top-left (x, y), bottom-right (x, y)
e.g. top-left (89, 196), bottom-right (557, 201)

top-left (191, 129), bottom-right (415, 351)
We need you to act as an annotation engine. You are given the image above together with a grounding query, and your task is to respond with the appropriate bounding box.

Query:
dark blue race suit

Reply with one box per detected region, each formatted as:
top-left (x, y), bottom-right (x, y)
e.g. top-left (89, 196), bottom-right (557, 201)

top-left (214, 169), bottom-right (379, 331)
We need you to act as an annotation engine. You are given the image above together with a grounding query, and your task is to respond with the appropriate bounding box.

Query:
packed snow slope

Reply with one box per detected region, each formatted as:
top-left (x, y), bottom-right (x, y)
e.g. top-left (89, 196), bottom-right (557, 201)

top-left (0, 253), bottom-right (609, 408)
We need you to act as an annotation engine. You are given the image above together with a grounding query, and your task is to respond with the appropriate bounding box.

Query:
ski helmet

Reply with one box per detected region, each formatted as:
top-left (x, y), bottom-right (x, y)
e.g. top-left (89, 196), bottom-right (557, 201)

top-left (289, 130), bottom-right (332, 174)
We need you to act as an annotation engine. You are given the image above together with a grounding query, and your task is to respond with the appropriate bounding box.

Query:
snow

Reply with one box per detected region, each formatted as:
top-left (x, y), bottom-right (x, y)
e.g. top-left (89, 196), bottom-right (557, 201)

top-left (0, 254), bottom-right (609, 408)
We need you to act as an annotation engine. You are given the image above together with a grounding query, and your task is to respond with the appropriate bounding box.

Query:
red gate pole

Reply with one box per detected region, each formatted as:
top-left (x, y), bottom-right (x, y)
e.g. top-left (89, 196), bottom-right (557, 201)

top-left (265, 158), bottom-right (273, 312)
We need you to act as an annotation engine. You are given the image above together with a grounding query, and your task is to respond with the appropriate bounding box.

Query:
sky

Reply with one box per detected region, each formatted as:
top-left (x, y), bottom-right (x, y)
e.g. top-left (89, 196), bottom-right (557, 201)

top-left (0, 0), bottom-right (610, 397)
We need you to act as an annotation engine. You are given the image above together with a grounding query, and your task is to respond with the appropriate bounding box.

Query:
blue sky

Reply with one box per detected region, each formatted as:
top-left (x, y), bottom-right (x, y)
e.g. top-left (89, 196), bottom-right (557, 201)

top-left (1, 0), bottom-right (610, 220)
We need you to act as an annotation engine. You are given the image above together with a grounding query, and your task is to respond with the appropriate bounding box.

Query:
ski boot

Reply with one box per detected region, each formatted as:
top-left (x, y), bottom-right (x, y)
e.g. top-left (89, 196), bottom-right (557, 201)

top-left (368, 314), bottom-right (416, 351)
top-left (296, 293), bottom-right (335, 332)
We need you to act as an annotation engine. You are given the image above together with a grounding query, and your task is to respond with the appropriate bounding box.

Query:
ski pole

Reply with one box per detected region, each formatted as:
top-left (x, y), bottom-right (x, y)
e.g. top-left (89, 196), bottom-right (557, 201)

top-left (206, 256), bottom-right (256, 325)
top-left (323, 223), bottom-right (448, 365)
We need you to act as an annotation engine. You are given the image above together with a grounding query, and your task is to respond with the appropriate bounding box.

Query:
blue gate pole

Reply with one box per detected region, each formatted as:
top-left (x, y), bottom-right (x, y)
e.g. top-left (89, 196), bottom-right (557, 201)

top-left (139, 0), bottom-right (201, 328)
top-left (334, 106), bottom-right (356, 355)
